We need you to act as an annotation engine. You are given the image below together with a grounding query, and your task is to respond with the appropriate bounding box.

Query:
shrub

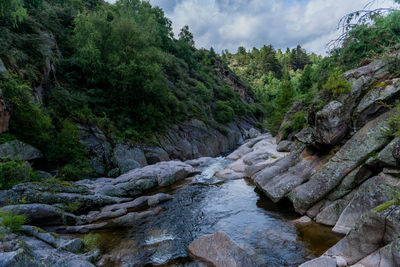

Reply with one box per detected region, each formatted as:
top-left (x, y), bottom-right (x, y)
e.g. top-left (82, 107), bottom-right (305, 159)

top-left (323, 68), bottom-right (351, 95)
top-left (0, 211), bottom-right (26, 232)
top-left (83, 232), bottom-right (100, 252)
top-left (0, 159), bottom-right (39, 190)
top-left (290, 111), bottom-right (307, 133)
top-left (214, 100), bottom-right (235, 123)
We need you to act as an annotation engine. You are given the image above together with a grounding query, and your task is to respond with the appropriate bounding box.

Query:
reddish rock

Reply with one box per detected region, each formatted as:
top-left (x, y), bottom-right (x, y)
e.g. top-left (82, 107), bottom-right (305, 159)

top-left (188, 231), bottom-right (257, 267)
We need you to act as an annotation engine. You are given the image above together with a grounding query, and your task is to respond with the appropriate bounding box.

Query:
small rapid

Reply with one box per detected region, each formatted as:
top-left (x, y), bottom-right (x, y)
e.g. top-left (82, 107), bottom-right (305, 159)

top-left (96, 154), bottom-right (341, 267)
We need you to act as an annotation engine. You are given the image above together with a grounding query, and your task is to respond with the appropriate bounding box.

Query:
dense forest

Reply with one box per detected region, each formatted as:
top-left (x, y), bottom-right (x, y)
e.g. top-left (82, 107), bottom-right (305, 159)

top-left (0, 0), bottom-right (265, 181)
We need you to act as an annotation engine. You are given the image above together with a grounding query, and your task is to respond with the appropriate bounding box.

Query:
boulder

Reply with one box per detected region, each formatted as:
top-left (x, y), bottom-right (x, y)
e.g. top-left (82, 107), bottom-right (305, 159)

top-left (142, 145), bottom-right (170, 164)
top-left (276, 140), bottom-right (293, 152)
top-left (188, 231), bottom-right (257, 267)
top-left (295, 127), bottom-right (315, 145)
top-left (288, 112), bottom-right (392, 214)
top-left (392, 139), bottom-right (400, 164)
top-left (94, 161), bottom-right (199, 198)
top-left (214, 169), bottom-right (245, 180)
top-left (298, 256), bottom-right (337, 267)
top-left (355, 79), bottom-right (400, 128)
top-left (352, 238), bottom-right (400, 267)
top-left (375, 138), bottom-right (399, 167)
top-left (78, 125), bottom-right (113, 176)
top-left (313, 101), bottom-right (348, 146)
top-left (333, 174), bottom-right (398, 234)
top-left (110, 207), bottom-right (161, 227)
top-left (323, 205), bottom-right (400, 265)
top-left (292, 216), bottom-right (312, 226)
top-left (342, 59), bottom-right (387, 80)
top-left (112, 142), bottom-right (147, 174)
top-left (248, 128), bottom-right (261, 138)
top-left (185, 157), bottom-right (214, 167)
top-left (0, 141), bottom-right (42, 161)
top-left (1, 204), bottom-right (79, 226)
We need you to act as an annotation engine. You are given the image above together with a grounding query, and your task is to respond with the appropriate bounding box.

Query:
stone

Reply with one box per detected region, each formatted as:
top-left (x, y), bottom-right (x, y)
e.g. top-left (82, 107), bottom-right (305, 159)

top-left (323, 205), bottom-right (400, 265)
top-left (393, 139), bottom-right (400, 164)
top-left (342, 59), bottom-right (387, 80)
top-left (333, 174), bottom-right (398, 234)
top-left (352, 238), bottom-right (400, 267)
top-left (0, 140), bottom-right (43, 161)
top-left (376, 138), bottom-right (399, 167)
top-left (276, 140), bottom-right (293, 152)
top-left (248, 128), bottom-right (261, 138)
top-left (142, 145), bottom-right (170, 164)
top-left (298, 256), bottom-right (337, 267)
top-left (292, 216), bottom-right (312, 226)
top-left (110, 207), bottom-right (162, 227)
top-left (185, 157), bottom-right (214, 167)
top-left (0, 249), bottom-right (41, 267)
top-left (112, 142), bottom-right (147, 174)
top-left (288, 112), bottom-right (392, 214)
top-left (214, 169), bottom-right (245, 180)
top-left (355, 79), bottom-right (400, 127)
top-left (1, 204), bottom-right (79, 226)
top-left (313, 100), bottom-right (348, 146)
top-left (59, 238), bottom-right (84, 254)
top-left (315, 198), bottom-right (350, 226)
top-left (188, 231), bottom-right (257, 267)
top-left (94, 161), bottom-right (199, 198)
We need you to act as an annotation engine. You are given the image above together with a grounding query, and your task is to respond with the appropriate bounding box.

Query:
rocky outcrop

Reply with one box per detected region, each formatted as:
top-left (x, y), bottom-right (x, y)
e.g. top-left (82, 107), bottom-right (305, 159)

top-left (80, 118), bottom-right (256, 176)
top-left (188, 231), bottom-right (257, 267)
top-left (0, 92), bottom-right (10, 134)
top-left (0, 140), bottom-right (43, 161)
top-left (0, 226), bottom-right (95, 267)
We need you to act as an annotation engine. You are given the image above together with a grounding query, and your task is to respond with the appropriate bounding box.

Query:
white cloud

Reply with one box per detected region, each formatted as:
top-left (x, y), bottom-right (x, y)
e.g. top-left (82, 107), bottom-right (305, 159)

top-left (109, 0), bottom-right (398, 55)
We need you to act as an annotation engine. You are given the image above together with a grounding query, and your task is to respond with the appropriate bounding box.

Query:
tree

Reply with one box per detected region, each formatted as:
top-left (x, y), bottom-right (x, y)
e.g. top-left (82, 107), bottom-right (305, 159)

top-left (290, 45), bottom-right (310, 71)
top-left (179, 25), bottom-right (195, 47)
top-left (298, 65), bottom-right (313, 94)
top-left (0, 0), bottom-right (27, 26)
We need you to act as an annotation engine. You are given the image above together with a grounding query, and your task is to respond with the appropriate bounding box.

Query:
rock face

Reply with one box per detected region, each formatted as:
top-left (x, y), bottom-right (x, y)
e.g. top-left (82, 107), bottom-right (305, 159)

top-left (0, 140), bottom-right (43, 161)
top-left (0, 94), bottom-right (10, 134)
top-left (313, 101), bottom-right (348, 146)
top-left (79, 118), bottom-right (256, 176)
top-left (188, 231), bottom-right (257, 267)
top-left (0, 227), bottom-right (95, 267)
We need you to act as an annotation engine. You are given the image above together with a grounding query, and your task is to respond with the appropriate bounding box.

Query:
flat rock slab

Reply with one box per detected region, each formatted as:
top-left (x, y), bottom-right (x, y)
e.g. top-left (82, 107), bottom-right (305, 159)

top-left (188, 231), bottom-right (258, 267)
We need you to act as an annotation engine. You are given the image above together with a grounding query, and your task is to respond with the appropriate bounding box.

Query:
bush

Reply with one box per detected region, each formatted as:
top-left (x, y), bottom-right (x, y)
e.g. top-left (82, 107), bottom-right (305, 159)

top-left (290, 111), bottom-right (307, 133)
top-left (0, 76), bottom-right (53, 150)
top-left (0, 211), bottom-right (26, 232)
top-left (323, 68), bottom-right (351, 95)
top-left (0, 159), bottom-right (39, 190)
top-left (83, 232), bottom-right (100, 252)
top-left (214, 100), bottom-right (235, 123)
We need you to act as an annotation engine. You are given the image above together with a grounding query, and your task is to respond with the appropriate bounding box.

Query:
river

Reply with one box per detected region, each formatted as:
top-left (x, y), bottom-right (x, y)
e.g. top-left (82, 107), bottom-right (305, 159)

top-left (93, 156), bottom-right (342, 266)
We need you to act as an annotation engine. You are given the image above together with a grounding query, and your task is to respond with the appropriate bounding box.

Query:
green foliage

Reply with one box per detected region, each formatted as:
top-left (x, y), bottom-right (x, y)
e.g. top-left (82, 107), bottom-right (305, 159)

top-left (0, 159), bottom-right (39, 190)
top-left (214, 100), bottom-right (235, 123)
top-left (0, 75), bottom-right (53, 149)
top-left (83, 232), bottom-right (100, 252)
top-left (388, 103), bottom-right (400, 137)
top-left (323, 68), bottom-right (351, 95)
top-left (290, 111), bottom-right (307, 133)
top-left (0, 211), bottom-right (26, 232)
top-left (61, 201), bottom-right (82, 213)
top-left (0, 0), bottom-right (27, 26)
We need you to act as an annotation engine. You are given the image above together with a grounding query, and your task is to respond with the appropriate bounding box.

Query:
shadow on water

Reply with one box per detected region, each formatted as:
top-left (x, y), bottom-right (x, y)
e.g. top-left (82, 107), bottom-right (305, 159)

top-left (87, 158), bottom-right (343, 267)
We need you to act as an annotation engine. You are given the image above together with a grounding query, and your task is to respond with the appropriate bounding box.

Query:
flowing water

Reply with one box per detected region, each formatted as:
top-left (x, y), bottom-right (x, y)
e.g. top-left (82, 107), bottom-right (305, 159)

top-left (95, 157), bottom-right (342, 267)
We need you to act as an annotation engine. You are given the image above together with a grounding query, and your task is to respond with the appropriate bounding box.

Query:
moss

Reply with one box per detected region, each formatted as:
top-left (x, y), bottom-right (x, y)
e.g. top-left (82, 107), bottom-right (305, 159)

top-left (60, 201), bottom-right (82, 213)
top-left (83, 233), bottom-right (100, 252)
top-left (374, 199), bottom-right (398, 212)
top-left (32, 226), bottom-right (46, 233)
top-left (271, 155), bottom-right (277, 159)
top-left (50, 232), bottom-right (60, 239)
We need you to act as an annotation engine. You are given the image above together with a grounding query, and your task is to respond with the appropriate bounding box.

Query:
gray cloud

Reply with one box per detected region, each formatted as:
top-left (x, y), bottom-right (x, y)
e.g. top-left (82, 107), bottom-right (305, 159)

top-left (107, 0), bottom-right (398, 55)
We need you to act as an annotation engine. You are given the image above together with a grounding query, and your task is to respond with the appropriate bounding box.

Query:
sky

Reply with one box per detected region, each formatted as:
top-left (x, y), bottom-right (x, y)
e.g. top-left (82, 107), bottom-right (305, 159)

top-left (107, 0), bottom-right (398, 55)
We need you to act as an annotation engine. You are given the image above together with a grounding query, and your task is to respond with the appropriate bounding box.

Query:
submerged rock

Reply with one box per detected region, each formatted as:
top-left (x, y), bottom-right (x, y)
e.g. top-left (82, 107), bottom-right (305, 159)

top-left (188, 231), bottom-right (258, 267)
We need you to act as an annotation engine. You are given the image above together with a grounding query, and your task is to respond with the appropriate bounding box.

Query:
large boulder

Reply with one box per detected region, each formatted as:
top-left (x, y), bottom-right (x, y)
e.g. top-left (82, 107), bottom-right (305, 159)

top-left (321, 205), bottom-right (400, 266)
top-left (332, 174), bottom-right (398, 234)
top-left (288, 112), bottom-right (392, 213)
top-left (0, 141), bottom-right (42, 161)
top-left (91, 161), bottom-right (200, 197)
top-left (112, 142), bottom-right (147, 174)
top-left (78, 125), bottom-right (113, 176)
top-left (354, 79), bottom-right (400, 128)
top-left (313, 101), bottom-right (348, 146)
top-left (1, 204), bottom-right (79, 226)
top-left (188, 231), bottom-right (257, 267)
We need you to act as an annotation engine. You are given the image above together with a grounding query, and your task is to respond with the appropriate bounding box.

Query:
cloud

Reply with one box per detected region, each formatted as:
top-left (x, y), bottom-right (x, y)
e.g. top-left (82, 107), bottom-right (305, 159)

top-left (107, 0), bottom-right (398, 55)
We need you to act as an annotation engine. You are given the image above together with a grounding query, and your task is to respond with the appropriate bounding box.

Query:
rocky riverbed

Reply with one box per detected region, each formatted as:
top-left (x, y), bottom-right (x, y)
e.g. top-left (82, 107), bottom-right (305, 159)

top-left (0, 133), bottom-right (342, 267)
